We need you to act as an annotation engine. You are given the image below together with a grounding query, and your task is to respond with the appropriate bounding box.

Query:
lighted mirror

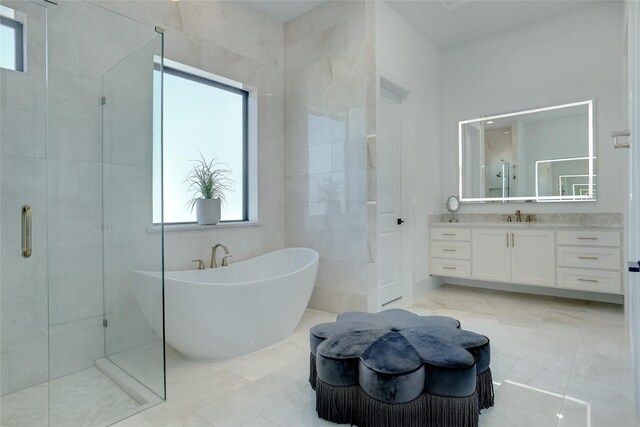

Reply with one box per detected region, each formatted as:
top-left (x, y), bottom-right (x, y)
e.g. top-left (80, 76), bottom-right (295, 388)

top-left (459, 100), bottom-right (595, 202)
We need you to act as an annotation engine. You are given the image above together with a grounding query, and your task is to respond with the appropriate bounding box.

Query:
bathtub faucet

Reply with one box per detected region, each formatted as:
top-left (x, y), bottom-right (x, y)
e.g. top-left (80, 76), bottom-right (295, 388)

top-left (211, 244), bottom-right (232, 268)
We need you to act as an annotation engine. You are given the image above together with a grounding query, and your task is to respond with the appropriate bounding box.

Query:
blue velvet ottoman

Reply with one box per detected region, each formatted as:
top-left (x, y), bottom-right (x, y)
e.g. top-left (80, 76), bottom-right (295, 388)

top-left (309, 309), bottom-right (493, 427)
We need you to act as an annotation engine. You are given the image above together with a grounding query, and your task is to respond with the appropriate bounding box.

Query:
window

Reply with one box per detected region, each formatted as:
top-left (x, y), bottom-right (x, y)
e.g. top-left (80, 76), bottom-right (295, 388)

top-left (0, 6), bottom-right (25, 72)
top-left (153, 64), bottom-right (248, 224)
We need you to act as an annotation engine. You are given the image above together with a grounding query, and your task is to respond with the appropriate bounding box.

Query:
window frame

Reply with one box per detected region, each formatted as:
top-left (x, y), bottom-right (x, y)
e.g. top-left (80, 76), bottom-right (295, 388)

top-left (156, 64), bottom-right (250, 224)
top-left (0, 14), bottom-right (25, 72)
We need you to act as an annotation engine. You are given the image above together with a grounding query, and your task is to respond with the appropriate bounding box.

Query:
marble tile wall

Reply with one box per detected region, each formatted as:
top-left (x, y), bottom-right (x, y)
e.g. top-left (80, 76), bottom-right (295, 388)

top-left (284, 1), bottom-right (370, 313)
top-left (365, 2), bottom-right (378, 311)
top-left (96, 0), bottom-right (287, 269)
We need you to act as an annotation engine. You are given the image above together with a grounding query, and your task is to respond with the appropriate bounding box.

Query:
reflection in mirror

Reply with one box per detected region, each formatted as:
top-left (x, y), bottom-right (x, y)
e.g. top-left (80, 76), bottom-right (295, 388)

top-left (459, 100), bottom-right (595, 202)
top-left (535, 157), bottom-right (597, 199)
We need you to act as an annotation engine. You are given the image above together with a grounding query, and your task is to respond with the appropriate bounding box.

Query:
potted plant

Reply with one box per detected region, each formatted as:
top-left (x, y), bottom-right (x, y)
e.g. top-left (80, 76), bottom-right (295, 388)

top-left (185, 153), bottom-right (234, 225)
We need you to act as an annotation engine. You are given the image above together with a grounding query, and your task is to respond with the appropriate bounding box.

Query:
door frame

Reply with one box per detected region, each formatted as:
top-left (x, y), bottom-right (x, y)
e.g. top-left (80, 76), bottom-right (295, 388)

top-left (377, 77), bottom-right (412, 310)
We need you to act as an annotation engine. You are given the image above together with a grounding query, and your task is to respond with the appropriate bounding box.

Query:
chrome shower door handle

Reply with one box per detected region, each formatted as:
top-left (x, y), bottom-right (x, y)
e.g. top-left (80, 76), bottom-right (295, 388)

top-left (22, 205), bottom-right (32, 258)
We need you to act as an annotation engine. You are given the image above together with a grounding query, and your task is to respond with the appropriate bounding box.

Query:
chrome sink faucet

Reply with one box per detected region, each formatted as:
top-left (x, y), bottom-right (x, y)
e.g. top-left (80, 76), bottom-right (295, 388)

top-left (192, 259), bottom-right (205, 270)
top-left (211, 244), bottom-right (231, 268)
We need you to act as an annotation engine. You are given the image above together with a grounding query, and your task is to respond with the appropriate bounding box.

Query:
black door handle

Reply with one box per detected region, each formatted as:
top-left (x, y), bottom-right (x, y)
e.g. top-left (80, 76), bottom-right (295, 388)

top-left (397, 218), bottom-right (405, 225)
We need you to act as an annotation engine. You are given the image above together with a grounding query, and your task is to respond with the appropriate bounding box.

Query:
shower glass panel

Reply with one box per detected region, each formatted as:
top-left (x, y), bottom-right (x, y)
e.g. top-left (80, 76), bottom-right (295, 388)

top-left (102, 35), bottom-right (166, 400)
top-left (1, 0), bottom-right (164, 425)
top-left (47, 1), bottom-right (165, 424)
top-left (0, 1), bottom-right (48, 426)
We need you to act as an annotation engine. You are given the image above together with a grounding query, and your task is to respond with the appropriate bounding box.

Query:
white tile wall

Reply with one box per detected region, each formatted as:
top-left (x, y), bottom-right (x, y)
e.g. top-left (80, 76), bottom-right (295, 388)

top-left (284, 1), bottom-right (370, 313)
top-left (96, 0), bottom-right (287, 273)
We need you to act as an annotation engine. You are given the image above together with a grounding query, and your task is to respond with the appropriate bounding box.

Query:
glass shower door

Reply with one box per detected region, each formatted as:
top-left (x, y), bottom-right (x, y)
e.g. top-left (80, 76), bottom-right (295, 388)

top-left (102, 34), bottom-right (165, 401)
top-left (2, 1), bottom-right (165, 425)
top-left (0, 1), bottom-right (49, 425)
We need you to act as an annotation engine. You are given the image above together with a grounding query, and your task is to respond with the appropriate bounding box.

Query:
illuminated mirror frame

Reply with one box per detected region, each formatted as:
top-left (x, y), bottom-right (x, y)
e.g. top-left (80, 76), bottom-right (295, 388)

top-left (458, 100), bottom-right (594, 203)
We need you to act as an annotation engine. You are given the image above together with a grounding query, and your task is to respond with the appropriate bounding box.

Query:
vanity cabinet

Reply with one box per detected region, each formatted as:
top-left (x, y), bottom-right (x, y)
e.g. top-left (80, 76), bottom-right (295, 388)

top-left (556, 230), bottom-right (622, 293)
top-left (430, 228), bottom-right (471, 278)
top-left (429, 224), bottom-right (622, 296)
top-left (471, 229), bottom-right (555, 287)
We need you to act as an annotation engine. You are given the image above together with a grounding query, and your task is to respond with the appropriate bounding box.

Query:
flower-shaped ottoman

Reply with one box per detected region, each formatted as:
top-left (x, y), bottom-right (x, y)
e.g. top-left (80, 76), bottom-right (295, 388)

top-left (309, 309), bottom-right (493, 427)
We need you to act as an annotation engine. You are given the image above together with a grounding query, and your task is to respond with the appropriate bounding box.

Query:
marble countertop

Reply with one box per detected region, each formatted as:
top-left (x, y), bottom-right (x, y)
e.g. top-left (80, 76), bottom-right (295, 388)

top-left (429, 221), bottom-right (622, 229)
top-left (429, 213), bottom-right (623, 229)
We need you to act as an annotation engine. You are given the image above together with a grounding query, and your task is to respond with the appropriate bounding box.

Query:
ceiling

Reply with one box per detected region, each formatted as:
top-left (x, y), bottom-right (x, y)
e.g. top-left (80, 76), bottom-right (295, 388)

top-left (384, 0), bottom-right (607, 49)
top-left (243, 0), bottom-right (611, 50)
top-left (242, 0), bottom-right (327, 22)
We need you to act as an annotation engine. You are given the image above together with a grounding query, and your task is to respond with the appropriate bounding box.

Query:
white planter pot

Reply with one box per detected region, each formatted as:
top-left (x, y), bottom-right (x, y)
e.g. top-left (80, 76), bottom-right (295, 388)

top-left (196, 198), bottom-right (221, 225)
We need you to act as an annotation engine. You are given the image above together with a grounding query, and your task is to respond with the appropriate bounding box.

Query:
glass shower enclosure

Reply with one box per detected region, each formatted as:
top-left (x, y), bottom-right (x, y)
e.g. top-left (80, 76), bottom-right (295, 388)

top-left (0, 0), bottom-right (165, 425)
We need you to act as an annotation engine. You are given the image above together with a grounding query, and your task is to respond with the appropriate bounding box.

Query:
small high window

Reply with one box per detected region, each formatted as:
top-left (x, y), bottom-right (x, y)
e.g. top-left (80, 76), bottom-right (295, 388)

top-left (0, 6), bottom-right (25, 72)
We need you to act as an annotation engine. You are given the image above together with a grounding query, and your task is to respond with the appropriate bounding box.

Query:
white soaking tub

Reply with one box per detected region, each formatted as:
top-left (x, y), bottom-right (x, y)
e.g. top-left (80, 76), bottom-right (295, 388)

top-left (132, 247), bottom-right (319, 361)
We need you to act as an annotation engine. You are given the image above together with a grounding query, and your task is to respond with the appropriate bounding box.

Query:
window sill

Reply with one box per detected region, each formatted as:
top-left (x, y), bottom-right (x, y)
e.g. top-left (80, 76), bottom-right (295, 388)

top-left (147, 221), bottom-right (261, 233)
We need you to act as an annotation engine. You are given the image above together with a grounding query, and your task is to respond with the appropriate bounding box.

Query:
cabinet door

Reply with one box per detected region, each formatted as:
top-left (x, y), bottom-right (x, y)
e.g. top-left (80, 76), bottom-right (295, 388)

top-left (472, 229), bottom-right (510, 282)
top-left (511, 230), bottom-right (556, 287)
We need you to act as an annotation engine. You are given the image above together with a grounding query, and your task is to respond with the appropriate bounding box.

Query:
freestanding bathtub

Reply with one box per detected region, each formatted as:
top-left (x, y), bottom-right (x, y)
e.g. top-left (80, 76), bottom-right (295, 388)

top-left (132, 247), bottom-right (319, 361)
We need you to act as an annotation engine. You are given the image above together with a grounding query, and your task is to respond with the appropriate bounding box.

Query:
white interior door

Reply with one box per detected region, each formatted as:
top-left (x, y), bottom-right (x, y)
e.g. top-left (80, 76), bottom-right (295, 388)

top-left (626, 0), bottom-right (640, 411)
top-left (378, 85), bottom-right (404, 305)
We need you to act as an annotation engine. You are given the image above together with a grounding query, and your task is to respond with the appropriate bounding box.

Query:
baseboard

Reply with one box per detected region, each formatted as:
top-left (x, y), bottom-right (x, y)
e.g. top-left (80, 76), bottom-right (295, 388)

top-left (413, 276), bottom-right (444, 299)
top-left (443, 277), bottom-right (624, 304)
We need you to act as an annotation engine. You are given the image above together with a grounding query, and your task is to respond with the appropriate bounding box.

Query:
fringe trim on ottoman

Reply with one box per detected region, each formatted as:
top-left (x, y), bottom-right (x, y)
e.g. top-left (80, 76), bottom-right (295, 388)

top-left (316, 379), bottom-right (359, 425)
top-left (358, 390), bottom-right (426, 427)
top-left (476, 368), bottom-right (495, 410)
top-left (424, 391), bottom-right (479, 427)
top-left (315, 378), bottom-right (480, 427)
top-left (309, 352), bottom-right (317, 390)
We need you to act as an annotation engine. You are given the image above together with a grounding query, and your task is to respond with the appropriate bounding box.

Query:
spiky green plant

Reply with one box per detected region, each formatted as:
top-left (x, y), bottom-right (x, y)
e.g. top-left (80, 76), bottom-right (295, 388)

top-left (184, 153), bottom-right (234, 212)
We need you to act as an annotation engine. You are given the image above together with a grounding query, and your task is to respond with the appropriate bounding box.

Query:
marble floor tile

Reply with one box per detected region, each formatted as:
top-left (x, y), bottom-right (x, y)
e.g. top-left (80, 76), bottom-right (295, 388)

top-left (165, 413), bottom-right (214, 427)
top-left (241, 416), bottom-right (278, 427)
top-left (111, 284), bottom-right (640, 427)
top-left (1, 367), bottom-right (140, 427)
top-left (479, 381), bottom-right (564, 427)
top-left (556, 398), bottom-right (590, 427)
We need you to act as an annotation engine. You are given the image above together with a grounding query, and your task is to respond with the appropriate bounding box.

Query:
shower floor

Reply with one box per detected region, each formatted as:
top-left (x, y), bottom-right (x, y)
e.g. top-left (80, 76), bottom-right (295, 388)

top-left (1, 367), bottom-right (140, 427)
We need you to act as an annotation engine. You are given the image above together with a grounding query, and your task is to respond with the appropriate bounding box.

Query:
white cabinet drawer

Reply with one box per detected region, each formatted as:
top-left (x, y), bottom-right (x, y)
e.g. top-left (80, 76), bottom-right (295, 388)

top-left (557, 267), bottom-right (621, 294)
top-left (557, 246), bottom-right (621, 270)
top-left (557, 231), bottom-right (620, 247)
top-left (430, 241), bottom-right (470, 260)
top-left (430, 228), bottom-right (470, 242)
top-left (431, 259), bottom-right (471, 278)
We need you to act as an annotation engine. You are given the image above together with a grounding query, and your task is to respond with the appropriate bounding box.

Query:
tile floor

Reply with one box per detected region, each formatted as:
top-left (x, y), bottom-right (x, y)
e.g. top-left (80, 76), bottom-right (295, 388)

top-left (0, 367), bottom-right (141, 427)
top-left (110, 284), bottom-right (639, 427)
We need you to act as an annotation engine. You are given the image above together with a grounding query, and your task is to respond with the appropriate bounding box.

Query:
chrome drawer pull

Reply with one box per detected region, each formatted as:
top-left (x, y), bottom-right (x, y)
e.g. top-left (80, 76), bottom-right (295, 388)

top-left (443, 249), bottom-right (457, 252)
top-left (443, 266), bottom-right (456, 270)
top-left (577, 237), bottom-right (597, 240)
top-left (577, 278), bottom-right (598, 283)
top-left (578, 256), bottom-right (599, 260)
top-left (442, 233), bottom-right (456, 236)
